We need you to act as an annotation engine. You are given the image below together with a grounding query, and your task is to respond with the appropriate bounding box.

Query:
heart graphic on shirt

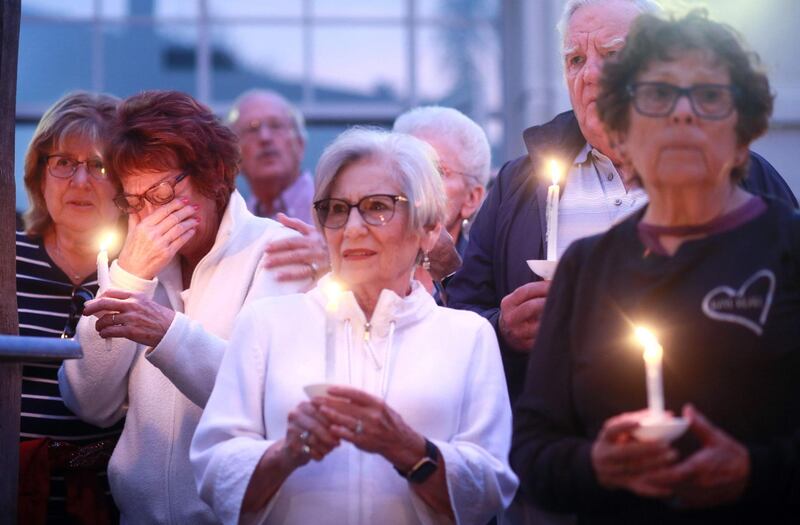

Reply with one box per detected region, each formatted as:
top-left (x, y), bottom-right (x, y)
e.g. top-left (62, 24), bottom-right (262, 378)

top-left (701, 269), bottom-right (775, 336)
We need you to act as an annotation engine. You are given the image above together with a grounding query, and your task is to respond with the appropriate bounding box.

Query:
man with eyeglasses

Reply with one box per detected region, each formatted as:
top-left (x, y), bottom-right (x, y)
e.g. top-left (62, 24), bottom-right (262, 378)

top-left (227, 89), bottom-right (329, 283)
top-left (228, 89), bottom-right (312, 222)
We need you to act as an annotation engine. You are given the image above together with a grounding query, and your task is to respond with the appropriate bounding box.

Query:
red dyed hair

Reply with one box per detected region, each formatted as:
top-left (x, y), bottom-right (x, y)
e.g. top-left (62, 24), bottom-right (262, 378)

top-left (107, 90), bottom-right (240, 214)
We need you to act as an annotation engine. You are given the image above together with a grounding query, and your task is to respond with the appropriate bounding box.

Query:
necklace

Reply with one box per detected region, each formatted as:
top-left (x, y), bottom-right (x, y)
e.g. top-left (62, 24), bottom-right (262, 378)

top-left (45, 234), bottom-right (92, 283)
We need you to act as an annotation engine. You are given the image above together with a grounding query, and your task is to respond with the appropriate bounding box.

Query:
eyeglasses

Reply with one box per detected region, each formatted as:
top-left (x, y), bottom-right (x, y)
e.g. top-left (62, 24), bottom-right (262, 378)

top-left (113, 172), bottom-right (189, 213)
top-left (627, 82), bottom-right (739, 120)
top-left (46, 155), bottom-right (107, 180)
top-left (313, 194), bottom-right (408, 229)
top-left (239, 118), bottom-right (294, 137)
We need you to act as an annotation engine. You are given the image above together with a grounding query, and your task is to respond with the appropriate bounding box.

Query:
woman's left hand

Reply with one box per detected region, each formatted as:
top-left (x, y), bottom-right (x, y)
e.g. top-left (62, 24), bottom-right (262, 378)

top-left (647, 404), bottom-right (751, 508)
top-left (84, 289), bottom-right (175, 348)
top-left (314, 386), bottom-right (427, 473)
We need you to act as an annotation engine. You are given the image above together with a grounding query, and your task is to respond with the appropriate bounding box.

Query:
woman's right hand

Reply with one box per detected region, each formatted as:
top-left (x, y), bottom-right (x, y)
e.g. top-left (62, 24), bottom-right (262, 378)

top-left (591, 411), bottom-right (680, 498)
top-left (283, 401), bottom-right (341, 467)
top-left (117, 198), bottom-right (198, 280)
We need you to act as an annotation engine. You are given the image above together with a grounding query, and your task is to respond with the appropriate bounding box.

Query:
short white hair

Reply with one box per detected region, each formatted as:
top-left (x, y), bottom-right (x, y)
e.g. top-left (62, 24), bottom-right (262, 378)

top-left (226, 89), bottom-right (307, 141)
top-left (313, 127), bottom-right (446, 235)
top-left (393, 105), bottom-right (492, 189)
top-left (557, 0), bottom-right (663, 48)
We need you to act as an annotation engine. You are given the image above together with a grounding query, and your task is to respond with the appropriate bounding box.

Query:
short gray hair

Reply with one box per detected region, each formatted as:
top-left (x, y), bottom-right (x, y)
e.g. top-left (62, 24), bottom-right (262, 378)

top-left (393, 105), bottom-right (491, 189)
top-left (226, 89), bottom-right (308, 141)
top-left (313, 127), bottom-right (446, 235)
top-left (557, 0), bottom-right (663, 46)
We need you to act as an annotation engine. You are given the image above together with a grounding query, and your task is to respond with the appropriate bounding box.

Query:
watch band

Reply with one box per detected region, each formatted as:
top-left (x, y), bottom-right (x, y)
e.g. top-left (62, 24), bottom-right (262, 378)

top-left (394, 438), bottom-right (439, 484)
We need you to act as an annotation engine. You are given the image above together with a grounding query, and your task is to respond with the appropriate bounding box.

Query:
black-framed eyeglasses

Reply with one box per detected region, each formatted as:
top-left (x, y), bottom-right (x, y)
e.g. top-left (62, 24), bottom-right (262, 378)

top-left (627, 82), bottom-right (739, 120)
top-left (46, 155), bottom-right (107, 181)
top-left (113, 172), bottom-right (189, 213)
top-left (313, 194), bottom-right (408, 229)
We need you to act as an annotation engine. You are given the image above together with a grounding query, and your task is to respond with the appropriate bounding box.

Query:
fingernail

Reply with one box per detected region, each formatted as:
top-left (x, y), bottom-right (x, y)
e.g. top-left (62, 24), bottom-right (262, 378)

top-left (182, 197), bottom-right (190, 204)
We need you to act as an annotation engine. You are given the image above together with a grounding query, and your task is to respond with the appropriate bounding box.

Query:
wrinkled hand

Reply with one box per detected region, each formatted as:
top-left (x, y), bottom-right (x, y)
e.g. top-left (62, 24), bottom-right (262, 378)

top-left (591, 411), bottom-right (679, 498)
top-left (85, 289), bottom-right (175, 348)
top-left (314, 386), bottom-right (426, 473)
top-left (650, 405), bottom-right (750, 508)
top-left (117, 198), bottom-right (198, 280)
top-left (264, 213), bottom-right (329, 282)
top-left (499, 280), bottom-right (551, 352)
top-left (426, 229), bottom-right (461, 281)
top-left (283, 400), bottom-right (341, 467)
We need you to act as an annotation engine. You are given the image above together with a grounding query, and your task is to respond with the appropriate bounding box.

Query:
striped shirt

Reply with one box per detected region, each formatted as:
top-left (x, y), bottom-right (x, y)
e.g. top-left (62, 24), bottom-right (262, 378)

top-left (17, 231), bottom-right (122, 522)
top-left (557, 144), bottom-right (649, 258)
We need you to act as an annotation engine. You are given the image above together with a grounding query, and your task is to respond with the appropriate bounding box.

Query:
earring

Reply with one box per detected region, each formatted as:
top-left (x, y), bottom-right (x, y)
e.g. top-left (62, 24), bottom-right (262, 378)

top-left (422, 252), bottom-right (431, 272)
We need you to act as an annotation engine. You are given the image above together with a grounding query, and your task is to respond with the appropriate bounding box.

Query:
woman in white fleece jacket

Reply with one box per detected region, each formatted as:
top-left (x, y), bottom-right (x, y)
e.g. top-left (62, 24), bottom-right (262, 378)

top-left (191, 129), bottom-right (518, 524)
top-left (58, 90), bottom-right (309, 524)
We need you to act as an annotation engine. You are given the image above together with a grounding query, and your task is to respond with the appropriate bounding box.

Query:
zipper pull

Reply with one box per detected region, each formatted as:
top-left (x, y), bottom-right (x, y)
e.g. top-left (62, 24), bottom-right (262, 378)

top-left (363, 322), bottom-right (371, 342)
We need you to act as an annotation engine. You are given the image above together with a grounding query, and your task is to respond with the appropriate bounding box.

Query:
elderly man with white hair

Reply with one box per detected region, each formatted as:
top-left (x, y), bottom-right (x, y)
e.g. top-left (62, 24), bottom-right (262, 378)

top-left (228, 89), bottom-right (330, 284)
top-left (394, 106), bottom-right (491, 255)
top-left (446, 0), bottom-right (797, 406)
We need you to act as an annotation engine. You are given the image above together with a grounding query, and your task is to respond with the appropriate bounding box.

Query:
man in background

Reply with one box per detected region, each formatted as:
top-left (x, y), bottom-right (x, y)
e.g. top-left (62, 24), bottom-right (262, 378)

top-left (228, 89), bottom-right (313, 223)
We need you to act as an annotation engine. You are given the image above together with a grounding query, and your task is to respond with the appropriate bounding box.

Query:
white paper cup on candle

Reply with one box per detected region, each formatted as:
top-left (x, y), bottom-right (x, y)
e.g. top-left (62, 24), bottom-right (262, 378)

top-left (527, 259), bottom-right (559, 281)
top-left (303, 383), bottom-right (351, 400)
top-left (633, 415), bottom-right (689, 443)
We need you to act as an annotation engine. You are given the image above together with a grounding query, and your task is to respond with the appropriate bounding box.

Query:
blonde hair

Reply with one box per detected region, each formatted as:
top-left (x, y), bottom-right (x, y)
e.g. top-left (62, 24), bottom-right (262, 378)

top-left (23, 91), bottom-right (119, 236)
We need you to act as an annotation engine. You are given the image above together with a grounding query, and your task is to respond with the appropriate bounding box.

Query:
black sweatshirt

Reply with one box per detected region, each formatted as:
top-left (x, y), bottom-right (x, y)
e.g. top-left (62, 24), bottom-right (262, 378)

top-left (511, 198), bottom-right (800, 523)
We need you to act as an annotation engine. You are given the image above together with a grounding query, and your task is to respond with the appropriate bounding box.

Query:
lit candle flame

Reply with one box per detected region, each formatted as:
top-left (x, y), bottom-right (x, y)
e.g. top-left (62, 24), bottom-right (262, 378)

top-left (549, 159), bottom-right (562, 186)
top-left (634, 326), bottom-right (663, 363)
top-left (324, 279), bottom-right (345, 313)
top-left (99, 232), bottom-right (117, 252)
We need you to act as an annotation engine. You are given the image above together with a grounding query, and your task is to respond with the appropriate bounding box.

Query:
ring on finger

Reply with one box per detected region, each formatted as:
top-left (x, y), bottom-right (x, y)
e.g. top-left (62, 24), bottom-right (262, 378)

top-left (308, 261), bottom-right (319, 279)
top-left (302, 444), bottom-right (311, 455)
top-left (111, 313), bottom-right (118, 325)
top-left (299, 430), bottom-right (310, 443)
top-left (354, 419), bottom-right (364, 435)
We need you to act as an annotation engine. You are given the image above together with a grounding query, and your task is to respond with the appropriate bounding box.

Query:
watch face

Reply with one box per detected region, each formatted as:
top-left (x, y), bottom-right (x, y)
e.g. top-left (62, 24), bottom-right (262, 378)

top-left (408, 458), bottom-right (438, 484)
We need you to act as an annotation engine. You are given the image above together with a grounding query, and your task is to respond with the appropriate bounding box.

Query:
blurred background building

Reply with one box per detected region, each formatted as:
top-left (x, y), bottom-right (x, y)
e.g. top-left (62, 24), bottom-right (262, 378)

top-left (14, 0), bottom-right (800, 210)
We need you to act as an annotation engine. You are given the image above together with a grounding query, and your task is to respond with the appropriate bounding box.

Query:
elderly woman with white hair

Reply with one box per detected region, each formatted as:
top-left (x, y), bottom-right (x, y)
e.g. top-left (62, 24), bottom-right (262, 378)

top-left (393, 105), bottom-right (490, 253)
top-left (191, 128), bottom-right (518, 524)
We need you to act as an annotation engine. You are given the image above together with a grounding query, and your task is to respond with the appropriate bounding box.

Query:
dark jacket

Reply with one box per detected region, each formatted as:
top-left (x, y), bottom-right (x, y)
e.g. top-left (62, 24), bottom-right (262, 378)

top-left (511, 198), bottom-right (800, 523)
top-left (446, 111), bottom-right (798, 402)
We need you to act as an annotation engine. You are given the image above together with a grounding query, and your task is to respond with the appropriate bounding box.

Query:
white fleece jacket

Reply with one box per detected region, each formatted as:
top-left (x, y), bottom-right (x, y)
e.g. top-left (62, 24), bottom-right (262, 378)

top-left (191, 275), bottom-right (519, 525)
top-left (59, 191), bottom-right (309, 525)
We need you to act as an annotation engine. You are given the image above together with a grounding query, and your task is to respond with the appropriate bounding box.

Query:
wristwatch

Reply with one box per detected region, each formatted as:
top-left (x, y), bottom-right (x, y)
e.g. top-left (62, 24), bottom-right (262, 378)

top-left (394, 438), bottom-right (439, 484)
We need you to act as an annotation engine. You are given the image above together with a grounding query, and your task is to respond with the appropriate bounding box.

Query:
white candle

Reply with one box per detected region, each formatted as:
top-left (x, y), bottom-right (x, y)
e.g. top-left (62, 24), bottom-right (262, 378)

top-left (635, 327), bottom-right (665, 418)
top-left (97, 233), bottom-right (116, 351)
top-left (323, 279), bottom-right (345, 383)
top-left (545, 160), bottom-right (561, 261)
top-left (96, 233), bottom-right (115, 292)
